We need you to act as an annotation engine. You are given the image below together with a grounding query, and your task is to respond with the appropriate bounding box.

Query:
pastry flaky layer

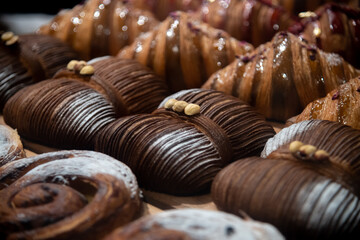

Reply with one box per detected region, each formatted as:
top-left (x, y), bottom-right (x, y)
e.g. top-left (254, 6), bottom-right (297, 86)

top-left (288, 76), bottom-right (360, 129)
top-left (0, 150), bottom-right (141, 240)
top-left (3, 57), bottom-right (169, 150)
top-left (203, 31), bottom-right (360, 122)
top-left (0, 33), bottom-right (78, 111)
top-left (118, 11), bottom-right (253, 92)
top-left (95, 89), bottom-right (275, 195)
top-left (104, 209), bottom-right (285, 240)
top-left (0, 125), bottom-right (26, 167)
top-left (212, 120), bottom-right (360, 239)
top-left (38, 0), bottom-right (159, 60)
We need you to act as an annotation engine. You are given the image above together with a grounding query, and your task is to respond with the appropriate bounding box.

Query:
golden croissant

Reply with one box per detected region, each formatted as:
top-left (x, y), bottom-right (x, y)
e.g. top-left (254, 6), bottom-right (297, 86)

top-left (288, 76), bottom-right (360, 129)
top-left (203, 31), bottom-right (360, 121)
top-left (38, 0), bottom-right (159, 60)
top-left (118, 11), bottom-right (253, 92)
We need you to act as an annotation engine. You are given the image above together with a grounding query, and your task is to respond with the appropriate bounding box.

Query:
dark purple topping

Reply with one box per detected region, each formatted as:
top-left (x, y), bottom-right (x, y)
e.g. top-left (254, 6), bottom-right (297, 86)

top-left (279, 31), bottom-right (289, 37)
top-left (357, 87), bottom-right (360, 92)
top-left (309, 54), bottom-right (316, 61)
top-left (332, 91), bottom-right (340, 100)
top-left (240, 54), bottom-right (256, 63)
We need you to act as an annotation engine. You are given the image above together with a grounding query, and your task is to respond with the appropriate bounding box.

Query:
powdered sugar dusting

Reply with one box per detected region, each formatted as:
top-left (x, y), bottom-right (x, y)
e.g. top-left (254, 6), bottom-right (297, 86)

top-left (140, 209), bottom-right (284, 240)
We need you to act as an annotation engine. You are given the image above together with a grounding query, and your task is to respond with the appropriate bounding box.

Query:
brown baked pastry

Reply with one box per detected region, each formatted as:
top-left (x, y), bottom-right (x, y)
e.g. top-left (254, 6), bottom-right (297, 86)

top-left (0, 125), bottom-right (26, 167)
top-left (104, 209), bottom-right (285, 240)
top-left (95, 89), bottom-right (275, 195)
top-left (3, 57), bottom-right (169, 149)
top-left (203, 31), bottom-right (360, 121)
top-left (118, 11), bottom-right (253, 92)
top-left (130, 0), bottom-right (203, 20)
top-left (38, 0), bottom-right (159, 60)
top-left (271, 0), bottom-right (359, 14)
top-left (294, 3), bottom-right (360, 68)
top-left (0, 150), bottom-right (141, 240)
top-left (0, 32), bottom-right (78, 111)
top-left (201, 0), bottom-right (300, 47)
top-left (288, 77), bottom-right (360, 129)
top-left (212, 120), bottom-right (360, 239)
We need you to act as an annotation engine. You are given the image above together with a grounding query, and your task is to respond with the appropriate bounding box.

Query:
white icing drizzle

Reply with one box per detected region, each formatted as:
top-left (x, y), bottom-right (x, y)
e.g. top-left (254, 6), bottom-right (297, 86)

top-left (139, 209), bottom-right (284, 240)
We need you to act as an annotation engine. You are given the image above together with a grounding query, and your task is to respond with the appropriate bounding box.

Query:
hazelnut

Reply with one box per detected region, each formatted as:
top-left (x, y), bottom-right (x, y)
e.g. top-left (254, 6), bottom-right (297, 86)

top-left (184, 104), bottom-right (200, 116)
top-left (80, 65), bottom-right (95, 75)
top-left (1, 32), bottom-right (14, 41)
top-left (172, 101), bottom-right (188, 112)
top-left (67, 60), bottom-right (79, 70)
top-left (289, 141), bottom-right (303, 153)
top-left (164, 99), bottom-right (177, 109)
top-left (299, 144), bottom-right (317, 156)
top-left (298, 11), bottom-right (317, 18)
top-left (74, 60), bottom-right (87, 72)
top-left (314, 150), bottom-right (330, 161)
top-left (5, 35), bottom-right (19, 46)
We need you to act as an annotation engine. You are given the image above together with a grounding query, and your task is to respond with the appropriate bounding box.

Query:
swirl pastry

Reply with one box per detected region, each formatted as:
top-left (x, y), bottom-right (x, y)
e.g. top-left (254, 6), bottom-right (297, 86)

top-left (203, 31), bottom-right (360, 121)
top-left (105, 209), bottom-right (285, 240)
top-left (212, 120), bottom-right (360, 239)
top-left (0, 150), bottom-right (141, 240)
top-left (295, 3), bottom-right (360, 68)
top-left (0, 32), bottom-right (78, 111)
top-left (201, 0), bottom-right (300, 47)
top-left (95, 89), bottom-right (275, 195)
top-left (288, 76), bottom-right (360, 129)
top-left (130, 0), bottom-right (203, 20)
top-left (3, 57), bottom-right (169, 149)
top-left (118, 11), bottom-right (253, 92)
top-left (38, 0), bottom-right (159, 60)
top-left (0, 125), bottom-right (26, 167)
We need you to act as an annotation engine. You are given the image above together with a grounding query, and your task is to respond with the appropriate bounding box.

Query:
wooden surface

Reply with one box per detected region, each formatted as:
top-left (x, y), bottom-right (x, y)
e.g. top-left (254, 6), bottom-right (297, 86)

top-left (0, 115), bottom-right (284, 215)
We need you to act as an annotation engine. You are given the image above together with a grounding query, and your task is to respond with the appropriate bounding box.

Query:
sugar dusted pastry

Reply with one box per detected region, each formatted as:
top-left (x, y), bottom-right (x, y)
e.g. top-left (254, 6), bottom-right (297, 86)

top-left (0, 125), bottom-right (26, 167)
top-left (203, 31), bottom-right (360, 121)
top-left (0, 150), bottom-right (141, 240)
top-left (118, 11), bottom-right (253, 92)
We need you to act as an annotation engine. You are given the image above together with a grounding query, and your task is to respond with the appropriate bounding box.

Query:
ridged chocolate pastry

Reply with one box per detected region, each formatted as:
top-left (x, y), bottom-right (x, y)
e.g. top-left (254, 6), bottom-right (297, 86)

top-left (288, 77), bottom-right (360, 130)
top-left (0, 32), bottom-right (78, 111)
top-left (95, 89), bottom-right (275, 195)
top-left (3, 57), bottom-right (169, 149)
top-left (296, 3), bottom-right (360, 67)
top-left (0, 150), bottom-right (141, 240)
top-left (203, 31), bottom-right (360, 121)
top-left (212, 120), bottom-right (360, 239)
top-left (104, 209), bottom-right (285, 240)
top-left (201, 0), bottom-right (300, 47)
top-left (38, 0), bottom-right (159, 59)
top-left (0, 125), bottom-right (26, 167)
top-left (130, 0), bottom-right (203, 20)
top-left (118, 11), bottom-right (253, 92)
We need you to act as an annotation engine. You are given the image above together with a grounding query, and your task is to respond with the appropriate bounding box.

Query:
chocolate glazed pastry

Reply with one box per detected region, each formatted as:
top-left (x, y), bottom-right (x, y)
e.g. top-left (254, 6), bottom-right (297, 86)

top-left (0, 33), bottom-right (78, 111)
top-left (118, 11), bottom-right (253, 92)
top-left (3, 57), bottom-right (169, 149)
top-left (95, 89), bottom-right (275, 195)
top-left (294, 3), bottom-right (360, 67)
top-left (287, 77), bottom-right (360, 130)
top-left (38, 0), bottom-right (159, 60)
top-left (104, 209), bottom-right (285, 240)
top-left (201, 0), bottom-right (300, 47)
top-left (212, 120), bottom-right (360, 239)
top-left (203, 31), bottom-right (360, 122)
top-left (0, 125), bottom-right (26, 167)
top-left (0, 150), bottom-right (142, 240)
top-left (130, 0), bottom-right (203, 20)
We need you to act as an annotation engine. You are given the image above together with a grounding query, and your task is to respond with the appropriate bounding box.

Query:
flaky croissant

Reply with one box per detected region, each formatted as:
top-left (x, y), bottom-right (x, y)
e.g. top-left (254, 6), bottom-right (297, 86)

top-left (203, 31), bottom-right (360, 121)
top-left (118, 11), bottom-right (253, 92)
top-left (212, 120), bottom-right (360, 239)
top-left (130, 0), bottom-right (203, 20)
top-left (38, 0), bottom-right (159, 60)
top-left (0, 33), bottom-right (78, 111)
top-left (201, 0), bottom-right (300, 47)
top-left (296, 3), bottom-right (360, 67)
top-left (95, 89), bottom-right (275, 195)
top-left (288, 76), bottom-right (360, 130)
top-left (0, 150), bottom-right (141, 240)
